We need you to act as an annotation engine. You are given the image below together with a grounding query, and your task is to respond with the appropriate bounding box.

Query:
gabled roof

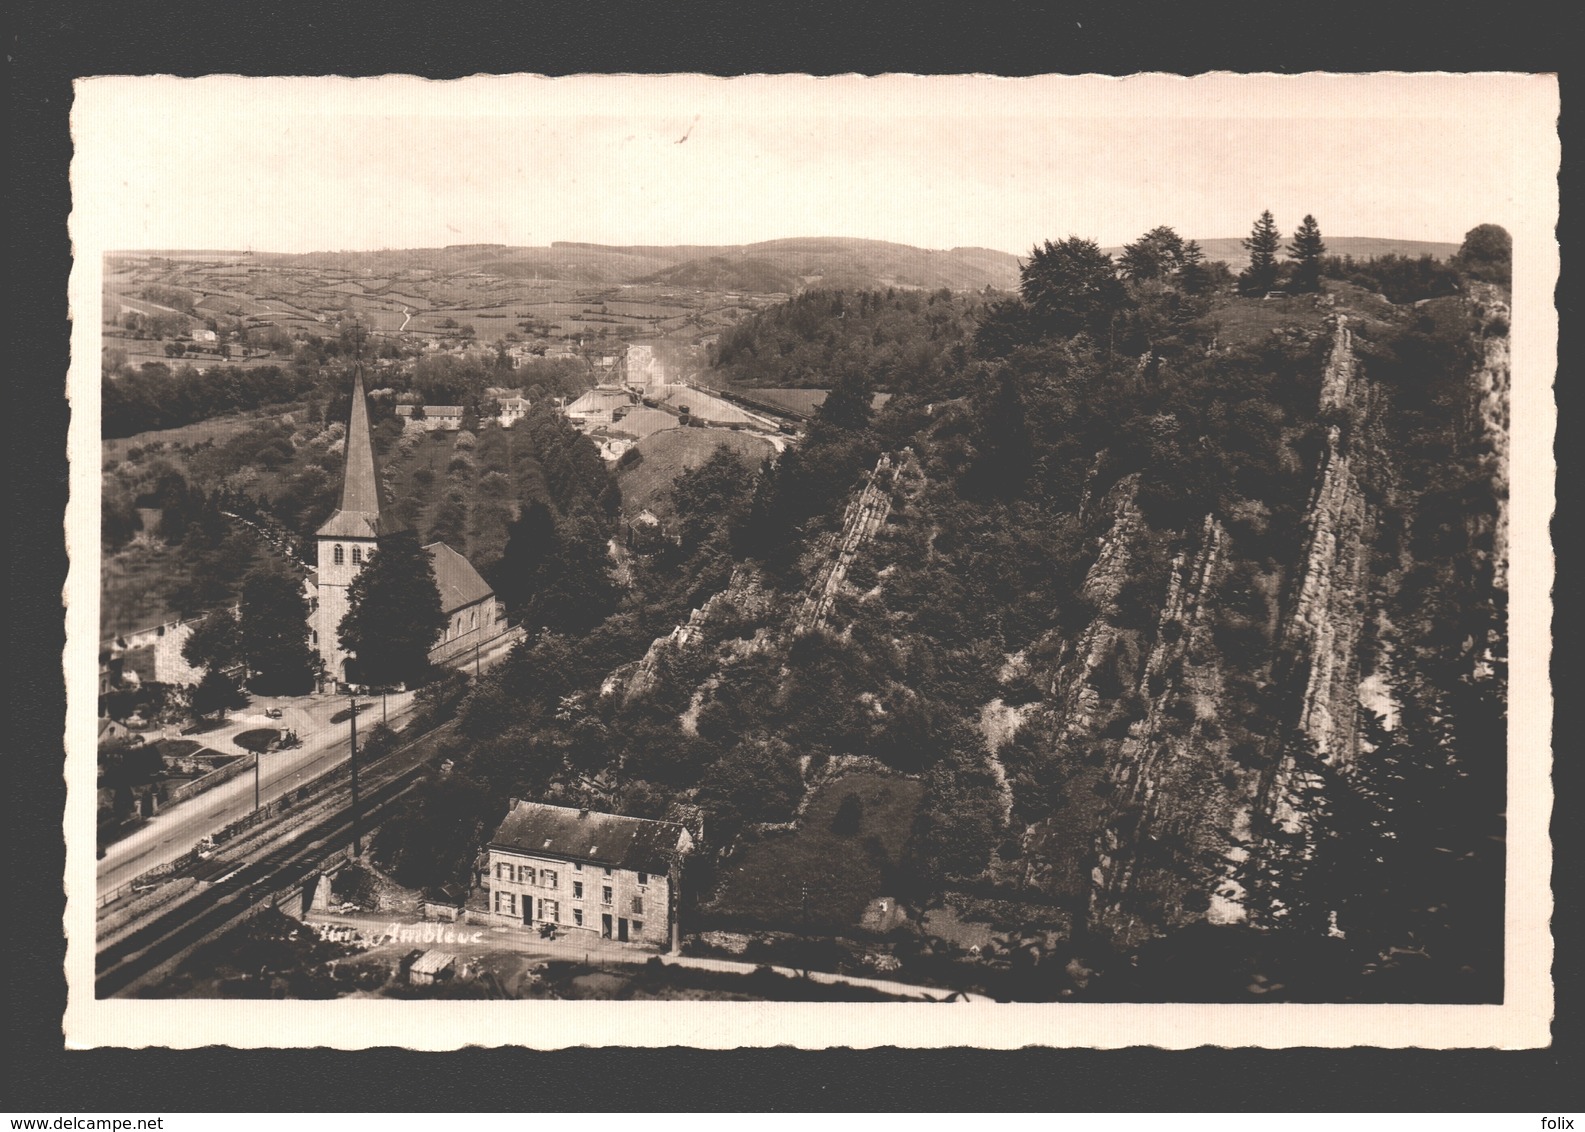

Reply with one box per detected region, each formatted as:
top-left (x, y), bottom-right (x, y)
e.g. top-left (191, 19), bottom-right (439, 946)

top-left (424, 541), bottom-right (494, 612)
top-left (489, 802), bottom-right (690, 874)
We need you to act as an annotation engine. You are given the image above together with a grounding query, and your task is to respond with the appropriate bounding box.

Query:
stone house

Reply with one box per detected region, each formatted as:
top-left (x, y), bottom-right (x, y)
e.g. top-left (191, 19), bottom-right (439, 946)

top-left (481, 801), bottom-right (693, 950)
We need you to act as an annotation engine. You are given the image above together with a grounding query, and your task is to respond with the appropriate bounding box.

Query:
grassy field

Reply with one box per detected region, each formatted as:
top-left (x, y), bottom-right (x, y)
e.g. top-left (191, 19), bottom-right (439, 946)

top-left (705, 772), bottom-right (925, 935)
top-left (617, 427), bottom-right (774, 517)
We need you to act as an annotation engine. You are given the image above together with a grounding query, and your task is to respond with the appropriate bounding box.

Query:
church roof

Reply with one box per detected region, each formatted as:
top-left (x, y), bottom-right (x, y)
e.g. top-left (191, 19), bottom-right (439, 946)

top-left (424, 541), bottom-right (494, 613)
top-left (318, 369), bottom-right (397, 540)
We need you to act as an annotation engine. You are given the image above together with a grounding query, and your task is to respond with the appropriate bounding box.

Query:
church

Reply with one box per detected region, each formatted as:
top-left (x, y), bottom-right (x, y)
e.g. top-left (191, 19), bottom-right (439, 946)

top-left (310, 370), bottom-right (507, 689)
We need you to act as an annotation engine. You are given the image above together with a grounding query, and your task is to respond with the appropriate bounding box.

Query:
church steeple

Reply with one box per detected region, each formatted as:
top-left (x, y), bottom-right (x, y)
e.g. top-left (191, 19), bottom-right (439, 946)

top-left (316, 366), bottom-right (394, 539)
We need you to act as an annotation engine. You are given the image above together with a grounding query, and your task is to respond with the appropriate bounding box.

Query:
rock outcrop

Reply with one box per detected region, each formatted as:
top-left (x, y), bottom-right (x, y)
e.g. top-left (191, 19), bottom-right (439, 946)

top-left (1282, 317), bottom-right (1373, 767)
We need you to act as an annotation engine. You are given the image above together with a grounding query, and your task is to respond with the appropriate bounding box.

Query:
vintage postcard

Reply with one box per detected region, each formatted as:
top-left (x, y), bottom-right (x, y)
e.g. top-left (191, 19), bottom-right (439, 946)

top-left (64, 72), bottom-right (1557, 1048)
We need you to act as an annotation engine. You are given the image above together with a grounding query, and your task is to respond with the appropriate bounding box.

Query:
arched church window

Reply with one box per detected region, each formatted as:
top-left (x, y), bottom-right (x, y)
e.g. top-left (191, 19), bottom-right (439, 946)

top-left (333, 545), bottom-right (344, 566)
top-left (351, 546), bottom-right (362, 565)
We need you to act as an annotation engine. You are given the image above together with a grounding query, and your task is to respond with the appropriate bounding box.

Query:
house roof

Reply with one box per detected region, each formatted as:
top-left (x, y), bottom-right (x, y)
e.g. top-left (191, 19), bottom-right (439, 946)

top-left (489, 802), bottom-right (690, 874)
top-left (424, 541), bottom-right (494, 612)
top-left (565, 388), bottom-right (632, 416)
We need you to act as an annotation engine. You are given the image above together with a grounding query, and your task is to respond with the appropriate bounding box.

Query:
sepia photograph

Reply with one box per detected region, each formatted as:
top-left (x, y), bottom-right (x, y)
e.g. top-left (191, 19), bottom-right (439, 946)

top-left (63, 72), bottom-right (1557, 1049)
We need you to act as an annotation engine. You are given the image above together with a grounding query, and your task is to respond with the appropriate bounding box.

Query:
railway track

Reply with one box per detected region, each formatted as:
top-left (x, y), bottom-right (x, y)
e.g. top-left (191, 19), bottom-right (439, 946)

top-left (94, 763), bottom-right (425, 997)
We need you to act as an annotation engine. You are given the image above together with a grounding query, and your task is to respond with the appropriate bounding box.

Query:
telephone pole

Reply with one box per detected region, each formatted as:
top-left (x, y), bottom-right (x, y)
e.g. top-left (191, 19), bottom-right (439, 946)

top-left (348, 696), bottom-right (361, 856)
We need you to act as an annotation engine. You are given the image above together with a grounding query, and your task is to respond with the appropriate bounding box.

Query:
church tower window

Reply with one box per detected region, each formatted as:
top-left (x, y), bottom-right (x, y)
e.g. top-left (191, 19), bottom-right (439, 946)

top-left (333, 544), bottom-right (345, 566)
top-left (351, 546), bottom-right (362, 565)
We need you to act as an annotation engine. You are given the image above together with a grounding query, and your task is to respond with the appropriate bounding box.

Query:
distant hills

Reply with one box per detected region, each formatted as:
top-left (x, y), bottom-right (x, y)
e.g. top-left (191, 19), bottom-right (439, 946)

top-left (127, 235), bottom-right (1462, 295)
top-left (247, 238), bottom-right (1025, 292)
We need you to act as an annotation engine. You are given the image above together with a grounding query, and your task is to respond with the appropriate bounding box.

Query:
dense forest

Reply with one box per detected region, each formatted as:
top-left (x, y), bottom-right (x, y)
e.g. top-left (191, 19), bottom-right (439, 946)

top-left (358, 219), bottom-right (1509, 1002)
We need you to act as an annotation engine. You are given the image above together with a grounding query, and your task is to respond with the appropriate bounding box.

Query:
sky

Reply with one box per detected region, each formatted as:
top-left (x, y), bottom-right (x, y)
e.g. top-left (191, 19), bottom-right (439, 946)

top-left (71, 73), bottom-right (1550, 256)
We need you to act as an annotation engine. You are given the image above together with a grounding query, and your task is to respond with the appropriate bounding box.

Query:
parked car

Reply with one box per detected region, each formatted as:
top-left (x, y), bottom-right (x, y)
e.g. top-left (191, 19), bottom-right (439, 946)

top-left (264, 707), bottom-right (283, 719)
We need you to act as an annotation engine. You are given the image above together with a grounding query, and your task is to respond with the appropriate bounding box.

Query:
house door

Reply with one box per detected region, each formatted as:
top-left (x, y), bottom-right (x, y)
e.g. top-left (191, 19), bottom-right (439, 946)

top-left (601, 914), bottom-right (613, 939)
top-left (618, 917), bottom-right (629, 942)
top-left (523, 898), bottom-right (534, 927)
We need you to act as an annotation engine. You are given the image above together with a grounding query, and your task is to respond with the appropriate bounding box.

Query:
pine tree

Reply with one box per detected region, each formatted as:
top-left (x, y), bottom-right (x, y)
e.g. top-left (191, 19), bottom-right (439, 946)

top-left (1287, 214), bottom-right (1327, 292)
top-left (1239, 210), bottom-right (1282, 295)
top-left (339, 529), bottom-right (447, 687)
top-left (1178, 239), bottom-right (1211, 294)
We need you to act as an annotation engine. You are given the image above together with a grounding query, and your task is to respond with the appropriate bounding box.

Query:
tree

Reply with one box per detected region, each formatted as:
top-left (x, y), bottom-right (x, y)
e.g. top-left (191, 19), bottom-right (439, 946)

top-left (1287, 214), bottom-right (1326, 292)
top-left (237, 567), bottom-right (318, 694)
top-left (1178, 240), bottom-right (1212, 295)
top-left (191, 668), bottom-right (245, 722)
top-left (1019, 236), bottom-right (1128, 340)
top-left (182, 605), bottom-right (241, 674)
top-left (1454, 223), bottom-right (1512, 287)
top-left (1239, 210), bottom-right (1282, 295)
top-left (339, 529), bottom-right (447, 687)
top-left (1119, 225), bottom-right (1187, 282)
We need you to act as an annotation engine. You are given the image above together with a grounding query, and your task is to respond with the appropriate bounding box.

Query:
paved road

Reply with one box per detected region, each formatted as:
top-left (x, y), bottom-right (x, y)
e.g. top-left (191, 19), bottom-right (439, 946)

top-left (98, 629), bottom-right (527, 898)
top-left (96, 689), bottom-right (418, 897)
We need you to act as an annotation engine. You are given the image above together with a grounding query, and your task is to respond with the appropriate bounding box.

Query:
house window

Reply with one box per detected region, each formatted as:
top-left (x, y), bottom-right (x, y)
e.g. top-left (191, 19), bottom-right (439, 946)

top-left (573, 909), bottom-right (584, 927)
top-left (517, 865), bottom-right (535, 885)
top-left (631, 921), bottom-right (643, 935)
top-left (333, 544), bottom-right (344, 566)
top-left (573, 881), bottom-right (583, 899)
top-left (351, 546), bottom-right (362, 565)
top-left (543, 870), bottom-right (557, 890)
top-left (637, 872), bottom-right (649, 886)
top-left (573, 862), bottom-right (582, 872)
top-left (542, 899), bottom-right (559, 923)
top-left (494, 891), bottom-right (515, 915)
top-left (495, 861), bottom-right (512, 881)
top-left (602, 886), bottom-right (613, 906)
top-left (631, 895), bottom-right (643, 915)
top-left (603, 867), bottom-right (612, 876)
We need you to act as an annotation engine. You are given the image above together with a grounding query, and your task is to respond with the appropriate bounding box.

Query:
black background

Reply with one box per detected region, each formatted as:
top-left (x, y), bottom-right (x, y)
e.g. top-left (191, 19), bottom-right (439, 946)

top-left (10, 0), bottom-right (1577, 1111)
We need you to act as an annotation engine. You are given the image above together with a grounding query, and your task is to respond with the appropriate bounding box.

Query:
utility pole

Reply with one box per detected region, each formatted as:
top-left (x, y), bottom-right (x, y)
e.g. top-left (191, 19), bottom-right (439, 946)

top-left (348, 696), bottom-right (361, 857)
top-left (254, 747), bottom-right (261, 812)
top-left (475, 640), bottom-right (481, 680)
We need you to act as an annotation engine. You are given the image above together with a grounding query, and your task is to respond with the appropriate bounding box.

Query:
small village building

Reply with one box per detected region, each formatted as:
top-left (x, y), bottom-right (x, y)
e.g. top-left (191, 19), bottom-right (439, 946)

top-left (496, 395), bottom-right (531, 428)
top-left (395, 404), bottom-right (465, 432)
top-left (483, 801), bottom-right (693, 950)
top-left (563, 387), bottom-right (635, 426)
top-left (407, 950), bottom-right (456, 985)
top-left (190, 327), bottom-right (218, 344)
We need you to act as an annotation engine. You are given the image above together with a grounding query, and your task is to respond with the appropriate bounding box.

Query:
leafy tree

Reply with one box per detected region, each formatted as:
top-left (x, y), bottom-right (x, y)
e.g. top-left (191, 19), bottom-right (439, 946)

top-left (1287, 214), bottom-right (1326, 292)
top-left (1239, 210), bottom-right (1282, 295)
top-left (1119, 225), bottom-right (1187, 282)
top-left (816, 369), bottom-right (875, 432)
top-left (191, 668), bottom-right (245, 722)
top-left (1454, 223), bottom-right (1512, 288)
top-left (339, 529), bottom-right (447, 687)
top-left (1019, 236), bottom-right (1128, 340)
top-left (237, 567), bottom-right (317, 694)
top-left (182, 605), bottom-right (241, 673)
